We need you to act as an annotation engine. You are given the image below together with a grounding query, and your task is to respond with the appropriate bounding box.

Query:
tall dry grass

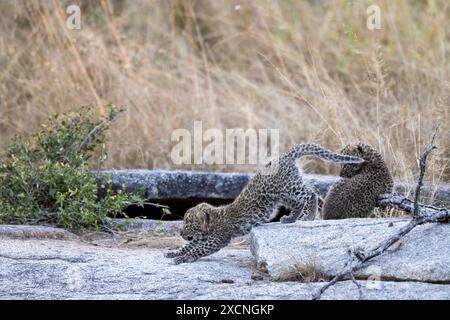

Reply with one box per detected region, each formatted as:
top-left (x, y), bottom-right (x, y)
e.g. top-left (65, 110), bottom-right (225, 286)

top-left (0, 0), bottom-right (449, 193)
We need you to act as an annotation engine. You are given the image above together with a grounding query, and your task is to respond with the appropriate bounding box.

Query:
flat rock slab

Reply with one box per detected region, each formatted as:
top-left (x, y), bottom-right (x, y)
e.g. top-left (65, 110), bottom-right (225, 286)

top-left (0, 225), bottom-right (78, 240)
top-left (250, 218), bottom-right (450, 283)
top-left (112, 219), bottom-right (183, 235)
top-left (0, 231), bottom-right (449, 300)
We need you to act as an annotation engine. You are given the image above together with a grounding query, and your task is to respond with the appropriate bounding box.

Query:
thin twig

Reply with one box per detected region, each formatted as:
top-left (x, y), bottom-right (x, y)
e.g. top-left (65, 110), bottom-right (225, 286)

top-left (346, 248), bottom-right (363, 299)
top-left (78, 109), bottom-right (126, 152)
top-left (142, 201), bottom-right (170, 209)
top-left (348, 270), bottom-right (363, 300)
top-left (413, 125), bottom-right (439, 217)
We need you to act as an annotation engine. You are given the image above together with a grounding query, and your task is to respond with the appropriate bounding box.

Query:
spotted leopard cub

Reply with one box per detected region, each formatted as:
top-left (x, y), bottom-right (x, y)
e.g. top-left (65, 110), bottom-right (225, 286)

top-left (322, 143), bottom-right (393, 219)
top-left (165, 144), bottom-right (364, 264)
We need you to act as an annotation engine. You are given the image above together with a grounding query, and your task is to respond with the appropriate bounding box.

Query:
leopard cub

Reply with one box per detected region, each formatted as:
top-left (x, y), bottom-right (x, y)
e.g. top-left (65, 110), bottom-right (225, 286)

top-left (321, 143), bottom-right (393, 220)
top-left (165, 143), bottom-right (364, 264)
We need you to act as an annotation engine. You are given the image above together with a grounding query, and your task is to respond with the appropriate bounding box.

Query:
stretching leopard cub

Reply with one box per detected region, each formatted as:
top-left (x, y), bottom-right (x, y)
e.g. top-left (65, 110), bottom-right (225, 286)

top-left (321, 143), bottom-right (393, 219)
top-left (165, 143), bottom-right (364, 264)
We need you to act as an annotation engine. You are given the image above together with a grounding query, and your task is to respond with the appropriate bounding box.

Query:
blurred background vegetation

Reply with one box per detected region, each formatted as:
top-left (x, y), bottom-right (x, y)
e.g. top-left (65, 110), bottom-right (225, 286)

top-left (0, 0), bottom-right (448, 188)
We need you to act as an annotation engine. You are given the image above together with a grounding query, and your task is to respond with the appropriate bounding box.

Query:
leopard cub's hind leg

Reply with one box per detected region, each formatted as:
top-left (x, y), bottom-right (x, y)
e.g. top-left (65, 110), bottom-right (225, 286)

top-left (303, 191), bottom-right (318, 221)
top-left (280, 196), bottom-right (307, 223)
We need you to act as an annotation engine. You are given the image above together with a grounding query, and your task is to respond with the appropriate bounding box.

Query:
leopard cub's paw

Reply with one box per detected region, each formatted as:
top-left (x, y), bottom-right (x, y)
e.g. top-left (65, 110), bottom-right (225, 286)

top-left (280, 216), bottom-right (295, 224)
top-left (173, 255), bottom-right (198, 265)
top-left (164, 251), bottom-right (177, 258)
top-left (173, 256), bottom-right (186, 265)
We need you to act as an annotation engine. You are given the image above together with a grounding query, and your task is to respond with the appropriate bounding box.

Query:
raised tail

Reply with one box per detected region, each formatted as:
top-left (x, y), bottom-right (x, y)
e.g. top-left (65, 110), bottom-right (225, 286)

top-left (284, 143), bottom-right (364, 164)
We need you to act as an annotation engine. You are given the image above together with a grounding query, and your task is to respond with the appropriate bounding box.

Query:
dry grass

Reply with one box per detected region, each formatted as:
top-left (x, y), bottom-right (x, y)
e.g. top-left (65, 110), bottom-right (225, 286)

top-left (271, 258), bottom-right (326, 283)
top-left (0, 0), bottom-right (449, 188)
top-left (372, 206), bottom-right (407, 218)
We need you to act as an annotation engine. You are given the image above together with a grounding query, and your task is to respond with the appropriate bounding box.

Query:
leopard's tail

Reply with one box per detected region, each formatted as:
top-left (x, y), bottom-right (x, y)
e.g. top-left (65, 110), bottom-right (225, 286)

top-left (284, 143), bottom-right (364, 164)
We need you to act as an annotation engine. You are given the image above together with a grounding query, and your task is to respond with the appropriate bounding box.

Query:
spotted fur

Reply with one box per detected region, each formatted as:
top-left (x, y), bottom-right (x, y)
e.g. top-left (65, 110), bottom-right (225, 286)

top-left (165, 143), bottom-right (364, 264)
top-left (321, 143), bottom-right (394, 219)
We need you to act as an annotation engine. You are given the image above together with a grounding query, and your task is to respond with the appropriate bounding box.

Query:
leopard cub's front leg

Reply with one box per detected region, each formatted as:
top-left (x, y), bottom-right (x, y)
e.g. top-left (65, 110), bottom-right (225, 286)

top-left (164, 250), bottom-right (182, 258)
top-left (167, 235), bottom-right (231, 264)
top-left (164, 239), bottom-right (202, 259)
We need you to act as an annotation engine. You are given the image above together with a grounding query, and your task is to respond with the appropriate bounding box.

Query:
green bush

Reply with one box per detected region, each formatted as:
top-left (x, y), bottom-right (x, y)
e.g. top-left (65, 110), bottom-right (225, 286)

top-left (0, 104), bottom-right (144, 231)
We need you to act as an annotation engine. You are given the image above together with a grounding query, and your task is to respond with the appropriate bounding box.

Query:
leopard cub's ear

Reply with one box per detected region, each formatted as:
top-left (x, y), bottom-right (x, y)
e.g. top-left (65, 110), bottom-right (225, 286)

top-left (194, 202), bottom-right (220, 233)
top-left (196, 210), bottom-right (211, 233)
top-left (357, 144), bottom-right (364, 154)
top-left (197, 202), bottom-right (214, 210)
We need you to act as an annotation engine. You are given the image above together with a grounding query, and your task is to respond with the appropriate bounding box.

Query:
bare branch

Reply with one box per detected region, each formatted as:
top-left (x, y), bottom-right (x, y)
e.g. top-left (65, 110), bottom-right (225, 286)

top-left (413, 125), bottom-right (439, 217)
top-left (312, 262), bottom-right (350, 299)
top-left (379, 193), bottom-right (448, 221)
top-left (348, 270), bottom-right (363, 300)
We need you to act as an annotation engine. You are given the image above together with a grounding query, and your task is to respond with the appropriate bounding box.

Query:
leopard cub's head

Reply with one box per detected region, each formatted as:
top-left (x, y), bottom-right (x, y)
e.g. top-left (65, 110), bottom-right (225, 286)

top-left (339, 143), bottom-right (388, 178)
top-left (180, 202), bottom-right (220, 241)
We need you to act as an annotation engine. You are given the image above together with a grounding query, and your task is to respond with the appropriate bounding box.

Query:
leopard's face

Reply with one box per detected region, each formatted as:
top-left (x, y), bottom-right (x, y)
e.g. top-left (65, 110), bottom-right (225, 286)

top-left (180, 203), bottom-right (218, 241)
top-left (339, 143), bottom-right (380, 178)
top-left (181, 207), bottom-right (205, 241)
top-left (340, 162), bottom-right (364, 178)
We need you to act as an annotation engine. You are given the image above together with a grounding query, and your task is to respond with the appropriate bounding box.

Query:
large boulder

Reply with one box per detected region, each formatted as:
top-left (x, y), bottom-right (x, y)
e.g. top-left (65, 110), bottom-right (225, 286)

top-left (250, 218), bottom-right (450, 283)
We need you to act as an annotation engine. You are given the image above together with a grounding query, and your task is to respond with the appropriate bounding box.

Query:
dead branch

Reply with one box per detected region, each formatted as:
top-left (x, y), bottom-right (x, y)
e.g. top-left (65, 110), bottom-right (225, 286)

top-left (313, 126), bottom-right (448, 300)
top-left (412, 125), bottom-right (439, 217)
top-left (379, 193), bottom-right (448, 222)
